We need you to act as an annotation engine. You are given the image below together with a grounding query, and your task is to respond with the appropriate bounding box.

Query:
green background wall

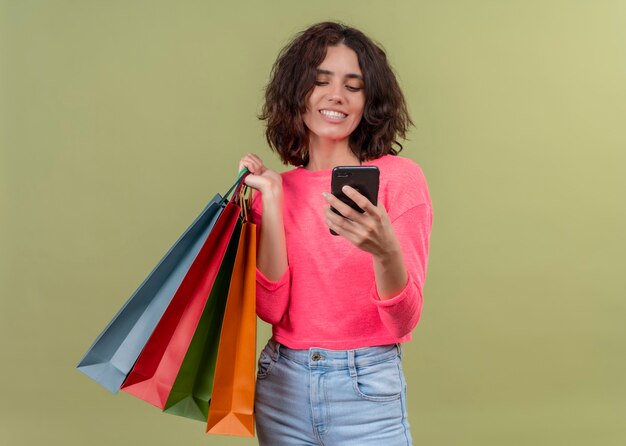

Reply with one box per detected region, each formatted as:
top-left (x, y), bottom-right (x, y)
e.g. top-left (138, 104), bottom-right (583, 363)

top-left (1, 1), bottom-right (624, 445)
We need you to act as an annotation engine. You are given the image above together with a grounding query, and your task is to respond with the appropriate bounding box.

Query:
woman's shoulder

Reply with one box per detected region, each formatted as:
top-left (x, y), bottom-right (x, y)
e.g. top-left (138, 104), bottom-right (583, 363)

top-left (371, 153), bottom-right (424, 174)
top-left (371, 154), bottom-right (431, 219)
top-left (280, 166), bottom-right (307, 179)
top-left (370, 154), bottom-right (428, 189)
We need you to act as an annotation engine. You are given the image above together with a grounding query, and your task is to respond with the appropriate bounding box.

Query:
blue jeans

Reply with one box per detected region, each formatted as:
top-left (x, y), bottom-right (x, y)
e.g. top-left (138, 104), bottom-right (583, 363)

top-left (254, 339), bottom-right (413, 445)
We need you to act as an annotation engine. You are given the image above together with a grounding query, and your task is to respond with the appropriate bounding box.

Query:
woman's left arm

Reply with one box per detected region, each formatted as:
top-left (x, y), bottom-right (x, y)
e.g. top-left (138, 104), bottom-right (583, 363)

top-left (323, 186), bottom-right (432, 337)
top-left (324, 186), bottom-right (409, 298)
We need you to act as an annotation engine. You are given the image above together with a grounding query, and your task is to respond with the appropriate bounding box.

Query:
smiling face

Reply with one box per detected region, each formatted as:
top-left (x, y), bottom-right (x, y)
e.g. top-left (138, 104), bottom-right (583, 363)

top-left (302, 44), bottom-right (366, 146)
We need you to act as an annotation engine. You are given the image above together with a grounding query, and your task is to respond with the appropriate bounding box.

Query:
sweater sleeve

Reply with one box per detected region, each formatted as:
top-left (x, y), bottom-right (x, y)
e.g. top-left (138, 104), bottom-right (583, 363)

top-left (370, 202), bottom-right (433, 338)
top-left (249, 188), bottom-right (292, 325)
top-left (256, 266), bottom-right (291, 324)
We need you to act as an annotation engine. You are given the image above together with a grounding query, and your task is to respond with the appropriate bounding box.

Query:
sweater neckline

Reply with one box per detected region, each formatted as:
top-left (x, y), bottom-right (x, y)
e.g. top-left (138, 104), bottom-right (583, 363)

top-left (292, 156), bottom-right (385, 178)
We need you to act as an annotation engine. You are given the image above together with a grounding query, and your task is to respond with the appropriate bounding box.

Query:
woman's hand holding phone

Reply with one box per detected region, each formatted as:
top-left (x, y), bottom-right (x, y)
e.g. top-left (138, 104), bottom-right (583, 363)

top-left (323, 186), bottom-right (399, 258)
top-left (324, 186), bottom-right (409, 300)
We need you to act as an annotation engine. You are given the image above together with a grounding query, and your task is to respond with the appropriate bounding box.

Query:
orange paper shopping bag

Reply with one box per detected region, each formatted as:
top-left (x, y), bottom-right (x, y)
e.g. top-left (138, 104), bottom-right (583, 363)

top-left (206, 218), bottom-right (257, 437)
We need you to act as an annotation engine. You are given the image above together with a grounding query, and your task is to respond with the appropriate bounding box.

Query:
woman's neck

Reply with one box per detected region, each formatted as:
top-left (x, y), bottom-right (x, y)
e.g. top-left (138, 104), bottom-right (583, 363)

top-left (304, 139), bottom-right (360, 171)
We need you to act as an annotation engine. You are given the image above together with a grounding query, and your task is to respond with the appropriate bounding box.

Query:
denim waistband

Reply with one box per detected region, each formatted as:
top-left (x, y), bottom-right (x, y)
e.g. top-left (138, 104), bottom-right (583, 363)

top-left (264, 338), bottom-right (402, 370)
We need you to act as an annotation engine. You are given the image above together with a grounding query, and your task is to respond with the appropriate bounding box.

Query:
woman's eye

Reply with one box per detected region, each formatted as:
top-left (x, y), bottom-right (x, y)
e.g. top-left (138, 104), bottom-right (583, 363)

top-left (314, 81), bottom-right (362, 92)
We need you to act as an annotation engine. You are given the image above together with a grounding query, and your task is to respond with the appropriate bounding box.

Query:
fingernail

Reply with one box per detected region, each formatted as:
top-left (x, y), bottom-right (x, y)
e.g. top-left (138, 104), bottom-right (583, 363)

top-left (322, 192), bottom-right (330, 199)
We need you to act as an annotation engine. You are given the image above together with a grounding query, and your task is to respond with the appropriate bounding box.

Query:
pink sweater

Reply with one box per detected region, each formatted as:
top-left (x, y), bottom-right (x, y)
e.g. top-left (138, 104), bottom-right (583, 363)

top-left (250, 154), bottom-right (433, 349)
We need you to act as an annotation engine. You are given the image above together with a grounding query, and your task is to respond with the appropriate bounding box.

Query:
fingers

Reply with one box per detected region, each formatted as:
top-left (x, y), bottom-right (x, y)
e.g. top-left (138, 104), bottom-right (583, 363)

top-left (325, 205), bottom-right (352, 234)
top-left (322, 191), bottom-right (363, 238)
top-left (237, 154), bottom-right (283, 196)
top-left (340, 185), bottom-right (377, 214)
top-left (238, 153), bottom-right (266, 175)
top-left (322, 186), bottom-right (376, 222)
top-left (238, 155), bottom-right (257, 174)
top-left (323, 193), bottom-right (359, 224)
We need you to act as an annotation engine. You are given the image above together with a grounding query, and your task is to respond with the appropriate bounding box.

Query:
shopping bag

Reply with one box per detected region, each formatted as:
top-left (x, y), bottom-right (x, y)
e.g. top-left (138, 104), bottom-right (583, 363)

top-left (120, 179), bottom-right (247, 409)
top-left (206, 214), bottom-right (257, 437)
top-left (162, 218), bottom-right (241, 421)
top-left (76, 194), bottom-right (224, 393)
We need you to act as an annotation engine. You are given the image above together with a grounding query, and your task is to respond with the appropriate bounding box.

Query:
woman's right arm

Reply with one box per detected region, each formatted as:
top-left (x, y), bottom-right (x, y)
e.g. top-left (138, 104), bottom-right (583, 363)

top-left (238, 154), bottom-right (288, 282)
top-left (239, 154), bottom-right (290, 324)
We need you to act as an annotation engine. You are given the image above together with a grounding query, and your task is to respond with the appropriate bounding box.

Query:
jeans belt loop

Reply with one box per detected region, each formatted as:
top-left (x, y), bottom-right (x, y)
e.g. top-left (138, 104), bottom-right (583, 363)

top-left (347, 350), bottom-right (357, 378)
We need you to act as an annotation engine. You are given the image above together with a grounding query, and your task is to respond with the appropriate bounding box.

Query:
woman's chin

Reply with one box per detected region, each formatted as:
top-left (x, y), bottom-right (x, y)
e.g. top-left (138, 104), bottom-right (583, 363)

top-left (309, 130), bottom-right (352, 143)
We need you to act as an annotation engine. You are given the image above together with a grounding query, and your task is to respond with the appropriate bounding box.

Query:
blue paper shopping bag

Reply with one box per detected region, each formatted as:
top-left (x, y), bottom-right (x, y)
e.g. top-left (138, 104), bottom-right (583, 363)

top-left (76, 176), bottom-right (246, 393)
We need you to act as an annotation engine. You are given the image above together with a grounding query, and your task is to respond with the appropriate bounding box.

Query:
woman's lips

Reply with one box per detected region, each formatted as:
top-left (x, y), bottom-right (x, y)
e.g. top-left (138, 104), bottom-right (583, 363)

top-left (319, 109), bottom-right (348, 123)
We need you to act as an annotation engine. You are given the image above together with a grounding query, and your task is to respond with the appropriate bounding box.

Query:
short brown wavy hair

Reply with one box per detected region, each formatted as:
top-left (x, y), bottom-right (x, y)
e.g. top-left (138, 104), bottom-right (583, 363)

top-left (259, 21), bottom-right (413, 166)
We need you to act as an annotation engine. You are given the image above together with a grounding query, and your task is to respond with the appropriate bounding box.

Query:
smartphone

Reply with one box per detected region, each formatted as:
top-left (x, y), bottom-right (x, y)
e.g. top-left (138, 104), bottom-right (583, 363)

top-left (330, 166), bottom-right (380, 235)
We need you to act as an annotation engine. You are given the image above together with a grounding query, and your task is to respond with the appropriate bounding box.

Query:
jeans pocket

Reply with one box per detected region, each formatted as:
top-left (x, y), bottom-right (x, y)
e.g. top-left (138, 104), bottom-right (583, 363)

top-left (351, 356), bottom-right (403, 402)
top-left (256, 345), bottom-right (277, 380)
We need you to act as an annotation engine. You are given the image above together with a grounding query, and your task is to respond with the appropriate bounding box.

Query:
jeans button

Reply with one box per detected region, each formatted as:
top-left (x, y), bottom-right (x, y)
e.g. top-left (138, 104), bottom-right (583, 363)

top-left (311, 352), bottom-right (322, 361)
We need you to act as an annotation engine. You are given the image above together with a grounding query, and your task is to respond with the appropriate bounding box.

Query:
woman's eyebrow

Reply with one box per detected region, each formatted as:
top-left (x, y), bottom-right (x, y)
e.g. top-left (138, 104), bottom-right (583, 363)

top-left (316, 68), bottom-right (363, 81)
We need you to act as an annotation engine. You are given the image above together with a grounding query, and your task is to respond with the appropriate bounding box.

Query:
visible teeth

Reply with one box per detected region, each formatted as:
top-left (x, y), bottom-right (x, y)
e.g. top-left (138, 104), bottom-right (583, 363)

top-left (320, 110), bottom-right (347, 119)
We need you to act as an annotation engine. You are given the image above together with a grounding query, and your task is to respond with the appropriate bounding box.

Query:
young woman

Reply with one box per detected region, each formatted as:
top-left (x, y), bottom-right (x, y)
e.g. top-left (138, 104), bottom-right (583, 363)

top-left (238, 21), bottom-right (433, 445)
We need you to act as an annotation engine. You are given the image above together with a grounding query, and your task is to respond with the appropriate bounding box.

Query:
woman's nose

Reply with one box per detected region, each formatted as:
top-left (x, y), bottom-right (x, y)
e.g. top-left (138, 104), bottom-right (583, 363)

top-left (326, 82), bottom-right (345, 103)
